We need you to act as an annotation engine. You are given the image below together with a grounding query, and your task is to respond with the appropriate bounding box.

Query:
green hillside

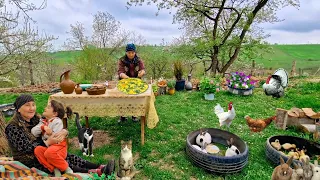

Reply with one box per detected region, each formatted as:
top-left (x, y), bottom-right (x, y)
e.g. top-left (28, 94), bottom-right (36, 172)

top-left (49, 50), bottom-right (81, 64)
top-left (256, 44), bottom-right (320, 74)
top-left (50, 44), bottom-right (320, 75)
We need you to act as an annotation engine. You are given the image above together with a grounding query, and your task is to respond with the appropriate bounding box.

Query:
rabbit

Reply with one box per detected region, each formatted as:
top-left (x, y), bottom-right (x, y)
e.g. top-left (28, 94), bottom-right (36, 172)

top-left (301, 158), bottom-right (313, 180)
top-left (311, 160), bottom-right (320, 180)
top-left (271, 156), bottom-right (293, 180)
top-left (196, 129), bottom-right (212, 149)
top-left (290, 162), bottom-right (304, 180)
top-left (225, 138), bottom-right (240, 157)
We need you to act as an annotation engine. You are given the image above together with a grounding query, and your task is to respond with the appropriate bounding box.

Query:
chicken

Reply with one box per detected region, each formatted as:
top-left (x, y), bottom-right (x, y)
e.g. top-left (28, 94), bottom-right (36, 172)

top-left (262, 68), bottom-right (288, 98)
top-left (214, 102), bottom-right (236, 131)
top-left (244, 115), bottom-right (276, 132)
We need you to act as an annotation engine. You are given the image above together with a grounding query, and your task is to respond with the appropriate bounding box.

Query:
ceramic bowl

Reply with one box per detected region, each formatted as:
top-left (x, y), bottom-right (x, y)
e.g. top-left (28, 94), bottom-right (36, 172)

top-left (79, 84), bottom-right (92, 91)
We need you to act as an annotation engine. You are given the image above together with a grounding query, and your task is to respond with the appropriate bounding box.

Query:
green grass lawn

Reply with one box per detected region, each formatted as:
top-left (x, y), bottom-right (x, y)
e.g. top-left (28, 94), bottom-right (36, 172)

top-left (1, 78), bottom-right (320, 179)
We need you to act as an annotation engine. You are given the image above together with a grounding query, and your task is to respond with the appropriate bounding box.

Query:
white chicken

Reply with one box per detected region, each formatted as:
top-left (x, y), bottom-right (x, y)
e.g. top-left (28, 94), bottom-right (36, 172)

top-left (214, 102), bottom-right (236, 131)
top-left (262, 68), bottom-right (288, 98)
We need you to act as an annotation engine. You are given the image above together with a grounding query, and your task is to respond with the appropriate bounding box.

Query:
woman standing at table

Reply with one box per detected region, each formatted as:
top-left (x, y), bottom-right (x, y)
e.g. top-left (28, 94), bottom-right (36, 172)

top-left (5, 94), bottom-right (115, 176)
top-left (117, 43), bottom-right (146, 123)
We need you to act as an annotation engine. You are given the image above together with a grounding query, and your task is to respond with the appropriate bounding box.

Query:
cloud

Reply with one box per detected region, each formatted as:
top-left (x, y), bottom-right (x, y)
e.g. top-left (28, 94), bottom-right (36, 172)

top-left (265, 30), bottom-right (320, 44)
top-left (263, 0), bottom-right (320, 34)
top-left (25, 0), bottom-right (181, 50)
top-left (17, 0), bottom-right (320, 50)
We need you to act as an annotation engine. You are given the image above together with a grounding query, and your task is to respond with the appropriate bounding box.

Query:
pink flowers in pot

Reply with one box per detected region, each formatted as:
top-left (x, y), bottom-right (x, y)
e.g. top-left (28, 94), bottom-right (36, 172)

top-left (227, 72), bottom-right (257, 89)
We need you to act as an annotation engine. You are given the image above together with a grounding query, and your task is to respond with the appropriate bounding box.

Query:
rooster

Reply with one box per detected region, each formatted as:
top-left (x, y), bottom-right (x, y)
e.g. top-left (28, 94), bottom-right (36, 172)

top-left (244, 115), bottom-right (276, 132)
top-left (214, 102), bottom-right (236, 131)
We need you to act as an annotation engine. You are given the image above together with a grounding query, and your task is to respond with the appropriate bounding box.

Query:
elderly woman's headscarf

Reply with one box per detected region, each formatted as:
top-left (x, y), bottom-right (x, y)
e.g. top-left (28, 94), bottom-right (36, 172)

top-left (126, 43), bottom-right (136, 52)
top-left (14, 94), bottom-right (34, 111)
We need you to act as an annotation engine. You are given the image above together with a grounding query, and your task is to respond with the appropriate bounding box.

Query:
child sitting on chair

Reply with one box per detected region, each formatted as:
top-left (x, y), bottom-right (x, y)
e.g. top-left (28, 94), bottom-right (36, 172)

top-left (31, 100), bottom-right (73, 177)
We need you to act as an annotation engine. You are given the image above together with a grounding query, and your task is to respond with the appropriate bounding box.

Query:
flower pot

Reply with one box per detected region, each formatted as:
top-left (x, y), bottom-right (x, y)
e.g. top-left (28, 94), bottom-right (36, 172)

top-left (168, 88), bottom-right (175, 95)
top-left (204, 93), bottom-right (215, 100)
top-left (175, 79), bottom-right (185, 91)
top-left (228, 86), bottom-right (253, 96)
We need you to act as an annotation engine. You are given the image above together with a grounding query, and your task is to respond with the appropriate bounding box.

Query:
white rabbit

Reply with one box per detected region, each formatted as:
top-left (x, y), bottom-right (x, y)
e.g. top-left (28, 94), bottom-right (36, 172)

top-left (196, 130), bottom-right (212, 149)
top-left (225, 138), bottom-right (240, 157)
top-left (290, 162), bottom-right (304, 180)
top-left (311, 160), bottom-right (320, 180)
top-left (192, 144), bottom-right (207, 153)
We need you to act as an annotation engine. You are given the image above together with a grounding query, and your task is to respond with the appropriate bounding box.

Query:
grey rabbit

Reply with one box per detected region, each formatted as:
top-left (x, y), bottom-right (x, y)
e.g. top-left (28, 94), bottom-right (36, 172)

top-left (290, 162), bottom-right (304, 180)
top-left (271, 156), bottom-right (293, 180)
top-left (301, 159), bottom-right (313, 180)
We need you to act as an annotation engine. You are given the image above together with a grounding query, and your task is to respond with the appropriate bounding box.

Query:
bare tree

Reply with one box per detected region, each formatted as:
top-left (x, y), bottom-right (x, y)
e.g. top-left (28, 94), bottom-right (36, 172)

top-left (16, 21), bottom-right (56, 85)
top-left (92, 11), bottom-right (121, 48)
top-left (64, 22), bottom-right (89, 50)
top-left (0, 0), bottom-right (47, 76)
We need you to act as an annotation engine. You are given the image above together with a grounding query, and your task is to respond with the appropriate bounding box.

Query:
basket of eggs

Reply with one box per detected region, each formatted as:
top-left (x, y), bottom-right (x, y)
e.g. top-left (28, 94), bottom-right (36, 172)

top-left (86, 85), bottom-right (107, 95)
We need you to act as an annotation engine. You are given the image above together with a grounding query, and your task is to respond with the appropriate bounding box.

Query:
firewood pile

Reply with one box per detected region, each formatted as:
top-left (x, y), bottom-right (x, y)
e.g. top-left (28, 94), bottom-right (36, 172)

top-left (0, 82), bottom-right (60, 93)
top-left (0, 112), bottom-right (10, 156)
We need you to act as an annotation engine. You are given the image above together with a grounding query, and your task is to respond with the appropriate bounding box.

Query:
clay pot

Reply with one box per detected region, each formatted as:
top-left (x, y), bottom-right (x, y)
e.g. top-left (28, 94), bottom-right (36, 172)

top-left (60, 70), bottom-right (75, 94)
top-left (75, 84), bottom-right (83, 94)
top-left (168, 88), bottom-right (175, 95)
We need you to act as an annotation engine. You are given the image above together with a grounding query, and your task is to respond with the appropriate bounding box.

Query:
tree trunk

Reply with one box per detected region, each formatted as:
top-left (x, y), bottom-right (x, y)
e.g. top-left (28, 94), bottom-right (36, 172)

top-left (28, 60), bottom-right (35, 85)
top-left (211, 55), bottom-right (218, 76)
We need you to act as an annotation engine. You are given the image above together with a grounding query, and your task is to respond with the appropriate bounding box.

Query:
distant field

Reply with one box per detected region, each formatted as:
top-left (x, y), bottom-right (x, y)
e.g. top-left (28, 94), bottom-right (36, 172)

top-left (49, 50), bottom-right (81, 64)
top-left (50, 44), bottom-right (320, 75)
top-left (256, 44), bottom-right (320, 74)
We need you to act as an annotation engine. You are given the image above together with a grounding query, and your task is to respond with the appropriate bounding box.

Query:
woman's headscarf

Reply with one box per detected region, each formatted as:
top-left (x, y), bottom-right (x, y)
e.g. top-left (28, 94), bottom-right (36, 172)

top-left (14, 94), bottom-right (34, 111)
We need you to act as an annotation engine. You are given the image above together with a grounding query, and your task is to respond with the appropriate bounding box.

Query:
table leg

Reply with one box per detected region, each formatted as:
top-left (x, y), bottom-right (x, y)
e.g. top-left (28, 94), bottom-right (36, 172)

top-left (141, 116), bottom-right (146, 145)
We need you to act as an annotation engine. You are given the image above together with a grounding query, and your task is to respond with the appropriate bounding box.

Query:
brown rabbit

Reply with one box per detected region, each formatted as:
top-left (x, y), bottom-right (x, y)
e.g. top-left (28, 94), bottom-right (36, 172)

top-left (271, 156), bottom-right (294, 180)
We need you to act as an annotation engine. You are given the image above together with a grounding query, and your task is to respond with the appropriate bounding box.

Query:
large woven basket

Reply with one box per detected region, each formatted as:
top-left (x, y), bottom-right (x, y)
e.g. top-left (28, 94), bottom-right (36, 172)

top-left (265, 135), bottom-right (320, 166)
top-left (186, 128), bottom-right (249, 174)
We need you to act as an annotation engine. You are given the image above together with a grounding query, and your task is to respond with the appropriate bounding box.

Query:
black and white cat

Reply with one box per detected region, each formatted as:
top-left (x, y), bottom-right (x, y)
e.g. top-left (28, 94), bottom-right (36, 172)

top-left (74, 112), bottom-right (94, 157)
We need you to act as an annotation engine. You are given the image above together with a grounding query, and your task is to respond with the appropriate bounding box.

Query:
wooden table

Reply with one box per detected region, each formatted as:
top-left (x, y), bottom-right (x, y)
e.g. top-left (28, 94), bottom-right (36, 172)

top-left (48, 85), bottom-right (159, 145)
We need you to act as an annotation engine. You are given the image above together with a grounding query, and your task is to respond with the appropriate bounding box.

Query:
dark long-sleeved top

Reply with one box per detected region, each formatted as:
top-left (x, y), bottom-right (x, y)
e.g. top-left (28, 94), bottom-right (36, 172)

top-left (117, 55), bottom-right (145, 78)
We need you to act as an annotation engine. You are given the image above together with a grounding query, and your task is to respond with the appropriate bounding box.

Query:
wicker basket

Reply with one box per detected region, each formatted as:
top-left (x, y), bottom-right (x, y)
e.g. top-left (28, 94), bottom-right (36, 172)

top-left (265, 135), bottom-right (320, 166)
top-left (186, 128), bottom-right (249, 174)
top-left (86, 86), bottom-right (106, 95)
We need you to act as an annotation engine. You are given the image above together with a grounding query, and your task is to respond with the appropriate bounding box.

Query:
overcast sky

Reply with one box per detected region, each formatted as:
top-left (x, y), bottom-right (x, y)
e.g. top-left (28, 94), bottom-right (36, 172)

top-left (25, 0), bottom-right (320, 50)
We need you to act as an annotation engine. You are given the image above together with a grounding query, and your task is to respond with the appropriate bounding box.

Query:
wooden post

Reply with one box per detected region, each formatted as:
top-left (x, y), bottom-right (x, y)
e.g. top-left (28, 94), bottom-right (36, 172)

top-left (291, 60), bottom-right (296, 77)
top-left (141, 116), bottom-right (146, 145)
top-left (299, 68), bottom-right (302, 76)
top-left (251, 60), bottom-right (256, 76)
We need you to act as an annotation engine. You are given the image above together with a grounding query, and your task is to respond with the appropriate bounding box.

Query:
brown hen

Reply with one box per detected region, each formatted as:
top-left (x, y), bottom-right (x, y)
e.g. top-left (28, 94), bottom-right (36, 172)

top-left (244, 115), bottom-right (276, 132)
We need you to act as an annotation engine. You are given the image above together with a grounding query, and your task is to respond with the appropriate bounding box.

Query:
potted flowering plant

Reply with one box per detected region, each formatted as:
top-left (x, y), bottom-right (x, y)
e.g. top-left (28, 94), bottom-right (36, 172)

top-left (227, 72), bottom-right (257, 95)
top-left (199, 77), bottom-right (220, 100)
